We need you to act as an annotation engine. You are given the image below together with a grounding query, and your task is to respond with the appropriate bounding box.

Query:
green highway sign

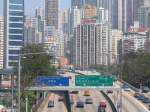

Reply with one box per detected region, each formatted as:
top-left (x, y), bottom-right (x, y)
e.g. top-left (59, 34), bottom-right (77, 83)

top-left (75, 75), bottom-right (113, 86)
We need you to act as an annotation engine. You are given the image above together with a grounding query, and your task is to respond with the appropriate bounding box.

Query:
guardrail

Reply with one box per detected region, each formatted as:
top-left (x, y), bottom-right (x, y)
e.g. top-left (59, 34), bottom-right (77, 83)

top-left (120, 80), bottom-right (140, 92)
top-left (101, 91), bottom-right (117, 112)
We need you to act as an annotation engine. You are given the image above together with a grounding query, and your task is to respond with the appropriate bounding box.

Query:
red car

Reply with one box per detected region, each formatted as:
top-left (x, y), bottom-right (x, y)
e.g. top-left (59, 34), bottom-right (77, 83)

top-left (99, 101), bottom-right (107, 108)
top-left (98, 101), bottom-right (107, 112)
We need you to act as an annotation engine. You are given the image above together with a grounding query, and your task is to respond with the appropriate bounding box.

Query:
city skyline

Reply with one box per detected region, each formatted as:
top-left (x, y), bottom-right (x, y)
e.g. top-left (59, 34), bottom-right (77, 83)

top-left (0, 0), bottom-right (71, 16)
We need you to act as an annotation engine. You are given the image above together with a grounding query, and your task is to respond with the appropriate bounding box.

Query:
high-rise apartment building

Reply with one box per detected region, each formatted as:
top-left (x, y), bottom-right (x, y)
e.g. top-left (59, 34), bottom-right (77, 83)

top-left (111, 30), bottom-right (122, 64)
top-left (138, 7), bottom-right (150, 28)
top-left (0, 17), bottom-right (4, 69)
top-left (74, 19), bottom-right (97, 69)
top-left (83, 5), bottom-right (97, 18)
top-left (73, 18), bottom-right (112, 69)
top-left (4, 0), bottom-right (24, 68)
top-left (95, 22), bottom-right (112, 66)
top-left (45, 0), bottom-right (58, 29)
top-left (24, 16), bottom-right (36, 44)
top-left (72, 6), bottom-right (81, 28)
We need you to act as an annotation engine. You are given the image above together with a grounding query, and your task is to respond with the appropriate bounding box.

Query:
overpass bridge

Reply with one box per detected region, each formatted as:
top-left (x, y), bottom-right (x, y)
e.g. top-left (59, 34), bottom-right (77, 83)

top-left (27, 85), bottom-right (121, 91)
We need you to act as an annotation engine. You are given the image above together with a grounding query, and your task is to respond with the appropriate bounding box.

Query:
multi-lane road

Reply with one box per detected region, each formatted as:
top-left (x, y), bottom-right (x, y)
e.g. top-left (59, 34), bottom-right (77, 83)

top-left (37, 71), bottom-right (150, 112)
top-left (108, 81), bottom-right (150, 112)
top-left (38, 92), bottom-right (67, 112)
top-left (70, 90), bottom-right (112, 112)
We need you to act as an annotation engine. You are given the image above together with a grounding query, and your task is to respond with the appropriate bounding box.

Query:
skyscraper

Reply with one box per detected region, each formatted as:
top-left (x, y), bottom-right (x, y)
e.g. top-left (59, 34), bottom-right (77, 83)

top-left (118, 0), bottom-right (144, 32)
top-left (71, 0), bottom-right (83, 8)
top-left (4, 0), bottom-right (24, 68)
top-left (84, 0), bottom-right (97, 6)
top-left (73, 18), bottom-right (112, 69)
top-left (97, 0), bottom-right (118, 29)
top-left (83, 5), bottom-right (97, 18)
top-left (71, 0), bottom-right (97, 8)
top-left (0, 17), bottom-right (4, 69)
top-left (45, 0), bottom-right (58, 29)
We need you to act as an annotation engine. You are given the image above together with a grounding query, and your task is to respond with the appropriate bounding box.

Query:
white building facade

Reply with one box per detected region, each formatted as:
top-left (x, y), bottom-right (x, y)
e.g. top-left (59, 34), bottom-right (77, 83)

top-left (0, 17), bottom-right (4, 69)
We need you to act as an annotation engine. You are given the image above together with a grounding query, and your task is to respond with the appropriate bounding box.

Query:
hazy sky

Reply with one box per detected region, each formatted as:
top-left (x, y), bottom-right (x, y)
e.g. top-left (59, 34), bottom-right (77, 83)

top-left (0, 0), bottom-right (71, 16)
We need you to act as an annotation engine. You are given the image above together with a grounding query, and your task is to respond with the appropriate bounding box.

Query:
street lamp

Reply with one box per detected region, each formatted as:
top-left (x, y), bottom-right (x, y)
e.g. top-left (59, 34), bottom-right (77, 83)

top-left (18, 52), bottom-right (48, 112)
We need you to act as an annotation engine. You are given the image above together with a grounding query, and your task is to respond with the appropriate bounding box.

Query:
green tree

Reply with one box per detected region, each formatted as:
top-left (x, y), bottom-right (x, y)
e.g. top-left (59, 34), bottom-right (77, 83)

top-left (21, 44), bottom-right (56, 88)
top-left (122, 52), bottom-right (150, 87)
top-left (19, 44), bottom-right (56, 111)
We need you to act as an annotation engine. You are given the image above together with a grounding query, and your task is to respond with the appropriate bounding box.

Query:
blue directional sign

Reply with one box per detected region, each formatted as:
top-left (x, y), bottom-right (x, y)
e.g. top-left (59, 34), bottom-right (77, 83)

top-left (35, 76), bottom-right (69, 86)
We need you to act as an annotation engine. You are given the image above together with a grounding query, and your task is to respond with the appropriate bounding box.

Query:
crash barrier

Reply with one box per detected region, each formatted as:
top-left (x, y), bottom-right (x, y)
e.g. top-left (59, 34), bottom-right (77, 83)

top-left (64, 91), bottom-right (71, 112)
top-left (101, 91), bottom-right (117, 112)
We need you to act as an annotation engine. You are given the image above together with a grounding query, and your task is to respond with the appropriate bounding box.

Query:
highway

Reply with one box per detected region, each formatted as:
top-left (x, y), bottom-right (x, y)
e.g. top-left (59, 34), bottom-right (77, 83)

top-left (37, 71), bottom-right (150, 112)
top-left (66, 72), bottom-right (112, 112)
top-left (38, 92), bottom-right (67, 112)
top-left (74, 71), bottom-right (150, 112)
top-left (70, 90), bottom-right (112, 112)
top-left (108, 81), bottom-right (149, 112)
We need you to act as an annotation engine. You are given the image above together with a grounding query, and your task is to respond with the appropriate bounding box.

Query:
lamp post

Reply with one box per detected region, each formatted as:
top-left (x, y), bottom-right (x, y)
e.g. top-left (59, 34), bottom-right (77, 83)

top-left (18, 52), bottom-right (48, 112)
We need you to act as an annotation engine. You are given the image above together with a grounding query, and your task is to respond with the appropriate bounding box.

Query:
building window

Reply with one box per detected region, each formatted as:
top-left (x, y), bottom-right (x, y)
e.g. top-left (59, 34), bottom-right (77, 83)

top-left (9, 11), bottom-right (24, 16)
top-left (9, 50), bottom-right (20, 54)
top-left (9, 35), bottom-right (23, 40)
top-left (10, 17), bottom-right (23, 22)
top-left (9, 5), bottom-right (23, 10)
top-left (9, 29), bottom-right (23, 34)
top-left (9, 41), bottom-right (22, 46)
top-left (9, 0), bottom-right (23, 4)
top-left (9, 56), bottom-right (19, 60)
top-left (9, 23), bottom-right (23, 28)
top-left (8, 62), bottom-right (18, 66)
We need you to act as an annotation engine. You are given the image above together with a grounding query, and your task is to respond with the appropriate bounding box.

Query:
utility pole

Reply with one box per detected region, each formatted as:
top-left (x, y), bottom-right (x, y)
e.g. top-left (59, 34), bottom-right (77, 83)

top-left (11, 74), bottom-right (14, 112)
top-left (25, 97), bottom-right (28, 112)
top-left (18, 55), bottom-right (21, 112)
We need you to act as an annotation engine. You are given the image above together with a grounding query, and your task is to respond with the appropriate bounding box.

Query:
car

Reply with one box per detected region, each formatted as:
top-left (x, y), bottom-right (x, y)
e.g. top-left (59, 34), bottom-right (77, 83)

top-left (107, 90), bottom-right (113, 94)
top-left (137, 94), bottom-right (146, 101)
top-left (122, 84), bottom-right (130, 91)
top-left (70, 91), bottom-right (78, 94)
top-left (48, 100), bottom-right (54, 107)
top-left (99, 101), bottom-right (107, 108)
top-left (148, 105), bottom-right (150, 110)
top-left (76, 101), bottom-right (84, 108)
top-left (68, 76), bottom-right (72, 79)
top-left (122, 84), bottom-right (128, 88)
top-left (84, 90), bottom-right (90, 96)
top-left (98, 101), bottom-right (107, 112)
top-left (58, 96), bottom-right (64, 101)
top-left (85, 98), bottom-right (93, 104)
top-left (142, 97), bottom-right (150, 103)
top-left (142, 86), bottom-right (149, 93)
top-left (134, 92), bottom-right (140, 98)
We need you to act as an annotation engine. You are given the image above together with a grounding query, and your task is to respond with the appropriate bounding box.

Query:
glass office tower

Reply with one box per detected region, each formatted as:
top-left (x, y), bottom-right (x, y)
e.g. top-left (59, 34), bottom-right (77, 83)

top-left (4, 0), bottom-right (24, 68)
